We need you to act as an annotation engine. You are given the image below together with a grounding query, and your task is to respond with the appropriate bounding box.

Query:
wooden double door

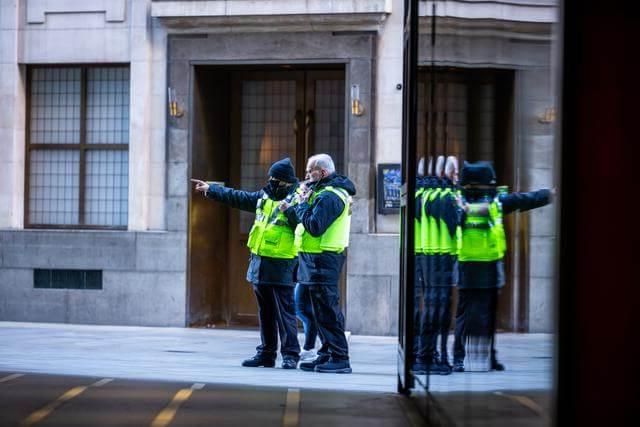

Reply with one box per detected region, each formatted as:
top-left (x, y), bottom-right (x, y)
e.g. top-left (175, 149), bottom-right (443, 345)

top-left (190, 68), bottom-right (346, 327)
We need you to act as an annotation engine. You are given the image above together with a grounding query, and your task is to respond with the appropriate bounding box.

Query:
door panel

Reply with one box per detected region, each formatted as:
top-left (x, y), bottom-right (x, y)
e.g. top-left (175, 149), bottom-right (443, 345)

top-left (189, 67), bottom-right (346, 327)
top-left (228, 72), bottom-right (303, 325)
top-left (306, 71), bottom-right (346, 174)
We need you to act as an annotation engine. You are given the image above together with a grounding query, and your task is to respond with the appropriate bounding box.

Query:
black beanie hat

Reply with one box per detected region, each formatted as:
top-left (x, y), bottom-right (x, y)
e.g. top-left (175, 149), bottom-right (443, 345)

top-left (459, 161), bottom-right (497, 186)
top-left (268, 158), bottom-right (298, 183)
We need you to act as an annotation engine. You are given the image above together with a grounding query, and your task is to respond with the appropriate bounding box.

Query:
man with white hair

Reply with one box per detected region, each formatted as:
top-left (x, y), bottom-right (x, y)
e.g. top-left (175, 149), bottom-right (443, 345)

top-left (280, 153), bottom-right (356, 373)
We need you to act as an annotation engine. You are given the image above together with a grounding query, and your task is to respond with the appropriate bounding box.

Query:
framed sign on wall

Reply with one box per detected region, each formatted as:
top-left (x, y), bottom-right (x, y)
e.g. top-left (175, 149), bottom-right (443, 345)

top-left (377, 163), bottom-right (401, 214)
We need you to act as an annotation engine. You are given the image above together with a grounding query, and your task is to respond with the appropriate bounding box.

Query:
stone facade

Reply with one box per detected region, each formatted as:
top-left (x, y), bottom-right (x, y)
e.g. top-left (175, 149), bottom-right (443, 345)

top-left (0, 0), bottom-right (559, 334)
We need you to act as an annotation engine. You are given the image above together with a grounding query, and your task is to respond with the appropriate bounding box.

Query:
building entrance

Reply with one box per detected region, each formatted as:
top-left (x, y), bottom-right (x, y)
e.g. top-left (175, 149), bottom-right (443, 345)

top-left (416, 68), bottom-right (522, 331)
top-left (189, 66), bottom-right (346, 327)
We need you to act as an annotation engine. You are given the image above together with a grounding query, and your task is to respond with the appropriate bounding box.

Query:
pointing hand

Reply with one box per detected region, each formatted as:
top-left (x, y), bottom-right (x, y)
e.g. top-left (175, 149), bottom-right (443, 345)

top-left (191, 179), bottom-right (210, 193)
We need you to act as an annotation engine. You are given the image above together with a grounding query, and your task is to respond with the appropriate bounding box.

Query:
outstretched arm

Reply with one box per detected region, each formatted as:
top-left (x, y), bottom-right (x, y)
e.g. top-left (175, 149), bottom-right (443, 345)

top-left (192, 179), bottom-right (262, 212)
top-left (500, 188), bottom-right (553, 215)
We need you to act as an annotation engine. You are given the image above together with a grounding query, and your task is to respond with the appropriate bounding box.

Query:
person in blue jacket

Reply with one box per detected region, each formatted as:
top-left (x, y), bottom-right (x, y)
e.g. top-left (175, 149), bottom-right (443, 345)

top-left (279, 153), bottom-right (356, 374)
top-left (192, 158), bottom-right (301, 370)
top-left (294, 282), bottom-right (319, 361)
top-left (452, 161), bottom-right (554, 372)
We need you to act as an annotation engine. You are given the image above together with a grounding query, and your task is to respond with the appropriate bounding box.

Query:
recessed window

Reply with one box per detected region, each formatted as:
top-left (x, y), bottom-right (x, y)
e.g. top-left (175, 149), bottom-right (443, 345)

top-left (34, 269), bottom-right (102, 290)
top-left (26, 66), bottom-right (130, 229)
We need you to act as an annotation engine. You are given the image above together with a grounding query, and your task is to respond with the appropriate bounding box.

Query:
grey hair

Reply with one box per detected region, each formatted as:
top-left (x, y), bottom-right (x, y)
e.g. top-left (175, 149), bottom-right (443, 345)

top-left (417, 157), bottom-right (425, 177)
top-left (445, 156), bottom-right (459, 180)
top-left (308, 153), bottom-right (336, 174)
top-left (435, 155), bottom-right (445, 178)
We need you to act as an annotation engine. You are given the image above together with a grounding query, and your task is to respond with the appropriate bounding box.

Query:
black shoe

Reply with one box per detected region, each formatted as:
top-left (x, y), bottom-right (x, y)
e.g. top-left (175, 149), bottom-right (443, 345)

top-left (427, 359), bottom-right (451, 376)
top-left (491, 360), bottom-right (505, 371)
top-left (452, 360), bottom-right (465, 372)
top-left (315, 358), bottom-right (352, 374)
top-left (436, 361), bottom-right (452, 375)
top-left (282, 356), bottom-right (299, 370)
top-left (241, 354), bottom-right (276, 368)
top-left (412, 362), bottom-right (427, 375)
top-left (440, 354), bottom-right (451, 368)
top-left (299, 354), bottom-right (330, 372)
top-left (440, 355), bottom-right (452, 373)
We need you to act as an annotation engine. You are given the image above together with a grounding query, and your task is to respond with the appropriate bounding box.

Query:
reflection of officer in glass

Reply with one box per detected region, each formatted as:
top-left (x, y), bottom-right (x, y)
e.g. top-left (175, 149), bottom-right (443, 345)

top-left (452, 161), bottom-right (553, 372)
top-left (414, 156), bottom-right (458, 375)
top-left (280, 154), bottom-right (356, 374)
top-left (192, 158), bottom-right (301, 370)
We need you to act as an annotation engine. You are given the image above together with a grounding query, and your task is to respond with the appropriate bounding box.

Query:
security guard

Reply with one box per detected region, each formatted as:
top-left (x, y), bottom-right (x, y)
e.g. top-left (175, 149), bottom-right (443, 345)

top-left (428, 156), bottom-right (460, 373)
top-left (452, 161), bottom-right (553, 372)
top-left (280, 153), bottom-right (356, 374)
top-left (416, 156), bottom-right (455, 375)
top-left (412, 158), bottom-right (427, 375)
top-left (192, 158), bottom-right (301, 370)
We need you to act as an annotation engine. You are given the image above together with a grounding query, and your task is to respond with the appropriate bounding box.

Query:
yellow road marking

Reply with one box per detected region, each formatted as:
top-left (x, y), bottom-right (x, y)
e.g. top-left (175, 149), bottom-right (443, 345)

top-left (21, 378), bottom-right (112, 426)
top-left (21, 386), bottom-right (87, 426)
top-left (0, 373), bottom-right (24, 383)
top-left (150, 388), bottom-right (194, 427)
top-left (494, 391), bottom-right (551, 423)
top-left (283, 388), bottom-right (300, 427)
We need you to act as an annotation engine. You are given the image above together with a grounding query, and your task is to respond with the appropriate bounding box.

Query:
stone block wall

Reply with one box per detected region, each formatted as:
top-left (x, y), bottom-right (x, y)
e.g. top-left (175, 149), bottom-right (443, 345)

top-left (0, 230), bottom-right (187, 326)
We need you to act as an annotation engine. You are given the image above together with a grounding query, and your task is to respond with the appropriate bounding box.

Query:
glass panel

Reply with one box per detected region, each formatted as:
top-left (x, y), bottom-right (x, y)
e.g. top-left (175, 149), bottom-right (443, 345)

top-left (314, 80), bottom-right (345, 174)
top-left (30, 68), bottom-right (81, 144)
top-left (239, 80), bottom-right (297, 233)
top-left (28, 149), bottom-right (80, 225)
top-left (85, 150), bottom-right (129, 227)
top-left (410, 0), bottom-right (560, 423)
top-left (87, 67), bottom-right (130, 145)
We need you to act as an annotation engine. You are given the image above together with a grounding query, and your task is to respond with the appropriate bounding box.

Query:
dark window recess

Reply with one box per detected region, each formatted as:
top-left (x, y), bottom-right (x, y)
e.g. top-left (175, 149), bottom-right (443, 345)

top-left (34, 269), bottom-right (102, 290)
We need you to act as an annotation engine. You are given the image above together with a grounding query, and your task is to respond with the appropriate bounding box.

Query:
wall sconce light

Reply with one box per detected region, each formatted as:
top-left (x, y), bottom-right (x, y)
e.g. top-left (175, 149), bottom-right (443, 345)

top-left (538, 107), bottom-right (556, 124)
top-left (168, 87), bottom-right (184, 118)
top-left (351, 84), bottom-right (365, 116)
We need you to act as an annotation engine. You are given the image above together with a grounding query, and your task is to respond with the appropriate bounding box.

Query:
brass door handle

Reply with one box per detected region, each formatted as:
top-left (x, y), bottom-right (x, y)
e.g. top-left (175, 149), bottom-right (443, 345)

top-left (293, 109), bottom-right (303, 135)
top-left (305, 109), bottom-right (314, 130)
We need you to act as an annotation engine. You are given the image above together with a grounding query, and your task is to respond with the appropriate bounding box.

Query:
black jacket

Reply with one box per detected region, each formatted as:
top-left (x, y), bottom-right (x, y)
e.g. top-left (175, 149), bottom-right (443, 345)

top-left (205, 183), bottom-right (299, 286)
top-left (289, 174), bottom-right (357, 286)
top-left (458, 189), bottom-right (552, 289)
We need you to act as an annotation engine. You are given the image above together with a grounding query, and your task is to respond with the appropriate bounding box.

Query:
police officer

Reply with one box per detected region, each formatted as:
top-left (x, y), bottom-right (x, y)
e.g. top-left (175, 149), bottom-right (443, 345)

top-left (280, 153), bottom-right (356, 374)
top-left (192, 158), bottom-right (301, 370)
top-left (452, 161), bottom-right (553, 372)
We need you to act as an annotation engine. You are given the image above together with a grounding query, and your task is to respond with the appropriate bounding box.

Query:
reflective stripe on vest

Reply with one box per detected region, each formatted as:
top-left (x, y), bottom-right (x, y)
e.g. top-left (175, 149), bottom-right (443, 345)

top-left (438, 188), bottom-right (459, 255)
top-left (246, 192), bottom-right (298, 259)
top-left (458, 197), bottom-right (506, 262)
top-left (414, 188), bottom-right (424, 254)
top-left (421, 187), bottom-right (441, 254)
top-left (295, 186), bottom-right (352, 254)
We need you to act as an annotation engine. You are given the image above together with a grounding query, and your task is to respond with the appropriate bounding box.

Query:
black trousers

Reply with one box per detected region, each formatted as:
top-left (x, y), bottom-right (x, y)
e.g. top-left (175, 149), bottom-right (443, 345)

top-left (253, 284), bottom-right (301, 359)
top-left (414, 254), bottom-right (454, 363)
top-left (427, 286), bottom-right (453, 360)
top-left (413, 255), bottom-right (425, 362)
top-left (453, 288), bottom-right (498, 364)
top-left (415, 285), bottom-right (453, 363)
top-left (308, 285), bottom-right (349, 361)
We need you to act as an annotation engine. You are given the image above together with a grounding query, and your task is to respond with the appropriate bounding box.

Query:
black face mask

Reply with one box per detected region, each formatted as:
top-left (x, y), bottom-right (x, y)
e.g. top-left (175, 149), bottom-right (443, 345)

top-left (266, 181), bottom-right (291, 201)
top-left (464, 188), bottom-right (496, 201)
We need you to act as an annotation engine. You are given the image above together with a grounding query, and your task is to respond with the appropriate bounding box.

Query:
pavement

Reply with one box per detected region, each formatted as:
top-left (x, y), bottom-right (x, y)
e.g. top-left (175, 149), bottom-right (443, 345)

top-left (0, 322), bottom-right (553, 394)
